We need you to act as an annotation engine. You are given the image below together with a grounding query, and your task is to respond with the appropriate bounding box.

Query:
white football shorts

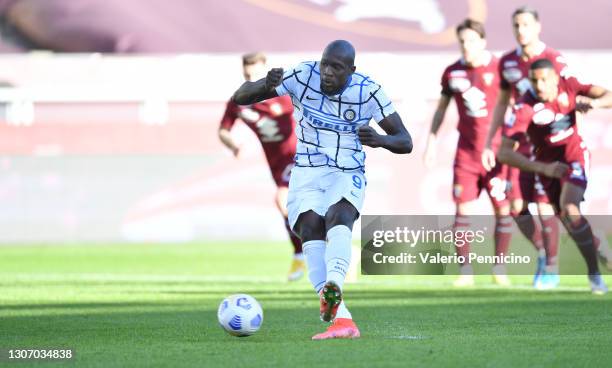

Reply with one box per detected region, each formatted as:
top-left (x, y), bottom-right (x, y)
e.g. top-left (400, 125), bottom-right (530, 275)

top-left (286, 165), bottom-right (366, 230)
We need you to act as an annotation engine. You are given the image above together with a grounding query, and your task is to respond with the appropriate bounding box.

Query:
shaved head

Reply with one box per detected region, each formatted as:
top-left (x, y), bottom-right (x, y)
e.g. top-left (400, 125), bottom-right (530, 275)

top-left (320, 40), bottom-right (356, 95)
top-left (323, 40), bottom-right (355, 68)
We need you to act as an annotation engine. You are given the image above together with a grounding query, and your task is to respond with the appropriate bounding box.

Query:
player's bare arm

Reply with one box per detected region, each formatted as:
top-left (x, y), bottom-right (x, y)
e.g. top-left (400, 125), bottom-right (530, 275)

top-left (482, 88), bottom-right (511, 171)
top-left (232, 68), bottom-right (284, 105)
top-left (423, 94), bottom-right (451, 167)
top-left (218, 128), bottom-right (240, 157)
top-left (358, 112), bottom-right (413, 154)
top-left (576, 85), bottom-right (612, 113)
top-left (497, 136), bottom-right (568, 178)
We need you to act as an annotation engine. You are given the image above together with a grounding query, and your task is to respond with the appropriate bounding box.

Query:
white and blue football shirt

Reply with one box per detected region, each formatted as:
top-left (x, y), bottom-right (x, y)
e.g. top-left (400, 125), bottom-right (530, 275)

top-left (275, 61), bottom-right (395, 171)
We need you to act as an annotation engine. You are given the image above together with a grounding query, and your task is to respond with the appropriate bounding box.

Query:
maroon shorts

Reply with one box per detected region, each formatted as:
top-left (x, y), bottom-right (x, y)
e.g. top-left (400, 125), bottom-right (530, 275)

top-left (538, 155), bottom-right (589, 208)
top-left (507, 167), bottom-right (550, 204)
top-left (453, 159), bottom-right (509, 209)
top-left (270, 156), bottom-right (295, 187)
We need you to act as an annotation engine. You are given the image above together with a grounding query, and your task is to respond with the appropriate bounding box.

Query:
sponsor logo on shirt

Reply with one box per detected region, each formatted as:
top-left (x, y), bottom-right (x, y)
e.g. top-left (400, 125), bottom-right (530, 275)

top-left (303, 108), bottom-right (357, 133)
top-left (533, 108), bottom-right (555, 125)
top-left (504, 60), bottom-right (519, 67)
top-left (502, 68), bottom-right (522, 83)
top-left (450, 70), bottom-right (468, 77)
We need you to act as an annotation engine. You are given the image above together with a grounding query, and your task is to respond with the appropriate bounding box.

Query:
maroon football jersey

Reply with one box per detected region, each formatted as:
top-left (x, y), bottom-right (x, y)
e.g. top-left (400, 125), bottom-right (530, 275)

top-left (499, 43), bottom-right (568, 155)
top-left (499, 44), bottom-right (568, 100)
top-left (220, 95), bottom-right (297, 168)
top-left (441, 53), bottom-right (500, 160)
top-left (503, 76), bottom-right (592, 164)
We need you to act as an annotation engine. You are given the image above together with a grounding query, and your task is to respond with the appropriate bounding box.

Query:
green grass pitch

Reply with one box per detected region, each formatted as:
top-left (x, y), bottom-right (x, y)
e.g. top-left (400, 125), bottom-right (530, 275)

top-left (1, 241), bottom-right (611, 367)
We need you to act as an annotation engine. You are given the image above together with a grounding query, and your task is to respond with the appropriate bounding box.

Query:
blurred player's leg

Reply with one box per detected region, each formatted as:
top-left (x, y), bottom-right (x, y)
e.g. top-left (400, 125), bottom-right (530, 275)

top-left (509, 171), bottom-right (544, 259)
top-left (492, 212), bottom-right (512, 286)
top-left (511, 205), bottom-right (544, 254)
top-left (276, 186), bottom-right (305, 281)
top-left (284, 217), bottom-right (305, 281)
top-left (451, 168), bottom-right (479, 287)
top-left (593, 230), bottom-right (612, 271)
top-left (453, 212), bottom-right (474, 287)
top-left (536, 209), bottom-right (560, 290)
top-left (534, 176), bottom-right (561, 275)
top-left (511, 203), bottom-right (545, 284)
top-left (487, 172), bottom-right (512, 286)
top-left (537, 200), bottom-right (560, 287)
top-left (558, 182), bottom-right (607, 294)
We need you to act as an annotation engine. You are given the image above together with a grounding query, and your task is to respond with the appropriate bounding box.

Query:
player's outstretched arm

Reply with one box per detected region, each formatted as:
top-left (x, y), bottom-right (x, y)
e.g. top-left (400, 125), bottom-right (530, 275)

top-left (358, 112), bottom-right (413, 154)
top-left (232, 68), bottom-right (284, 105)
top-left (423, 94), bottom-right (451, 167)
top-left (482, 88), bottom-right (511, 171)
top-left (497, 137), bottom-right (568, 178)
top-left (576, 85), bottom-right (612, 113)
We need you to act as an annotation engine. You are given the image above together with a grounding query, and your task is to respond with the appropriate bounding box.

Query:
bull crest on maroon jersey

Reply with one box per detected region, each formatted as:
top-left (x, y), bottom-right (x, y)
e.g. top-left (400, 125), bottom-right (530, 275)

top-left (483, 72), bottom-right (494, 86)
top-left (557, 92), bottom-right (569, 107)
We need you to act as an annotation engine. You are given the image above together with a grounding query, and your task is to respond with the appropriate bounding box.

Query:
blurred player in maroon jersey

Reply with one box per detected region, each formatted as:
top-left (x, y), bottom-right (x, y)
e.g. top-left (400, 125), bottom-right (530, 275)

top-left (218, 52), bottom-right (304, 281)
top-left (481, 7), bottom-right (564, 288)
top-left (499, 58), bottom-right (612, 293)
top-left (424, 19), bottom-right (512, 287)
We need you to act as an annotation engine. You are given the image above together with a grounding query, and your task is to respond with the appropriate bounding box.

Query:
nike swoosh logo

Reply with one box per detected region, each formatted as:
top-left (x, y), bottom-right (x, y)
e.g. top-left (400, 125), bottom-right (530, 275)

top-left (350, 191), bottom-right (359, 197)
top-left (305, 95), bottom-right (318, 100)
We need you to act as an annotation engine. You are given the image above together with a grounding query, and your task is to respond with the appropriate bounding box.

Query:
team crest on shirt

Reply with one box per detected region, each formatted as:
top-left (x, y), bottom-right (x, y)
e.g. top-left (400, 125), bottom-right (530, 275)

top-left (483, 72), bottom-right (494, 86)
top-left (270, 102), bottom-right (283, 116)
top-left (557, 92), bottom-right (569, 107)
top-left (343, 108), bottom-right (357, 121)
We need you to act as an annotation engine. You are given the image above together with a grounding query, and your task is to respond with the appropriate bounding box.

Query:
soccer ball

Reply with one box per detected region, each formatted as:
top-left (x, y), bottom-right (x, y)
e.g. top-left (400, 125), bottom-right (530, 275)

top-left (217, 294), bottom-right (263, 337)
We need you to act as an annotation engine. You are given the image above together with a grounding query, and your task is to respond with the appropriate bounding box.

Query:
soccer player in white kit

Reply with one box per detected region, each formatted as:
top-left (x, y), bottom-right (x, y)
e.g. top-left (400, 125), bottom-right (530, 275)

top-left (232, 40), bottom-right (413, 340)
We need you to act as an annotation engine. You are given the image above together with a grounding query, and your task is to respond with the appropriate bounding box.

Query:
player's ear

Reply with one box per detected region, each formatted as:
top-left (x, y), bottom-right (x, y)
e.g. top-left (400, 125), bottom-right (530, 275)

top-left (350, 65), bottom-right (356, 73)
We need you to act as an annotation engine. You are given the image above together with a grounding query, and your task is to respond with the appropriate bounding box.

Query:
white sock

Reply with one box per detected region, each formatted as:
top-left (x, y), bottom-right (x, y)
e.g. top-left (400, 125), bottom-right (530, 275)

top-left (302, 240), bottom-right (327, 293)
top-left (335, 301), bottom-right (352, 320)
top-left (293, 253), bottom-right (304, 261)
top-left (325, 225), bottom-right (352, 291)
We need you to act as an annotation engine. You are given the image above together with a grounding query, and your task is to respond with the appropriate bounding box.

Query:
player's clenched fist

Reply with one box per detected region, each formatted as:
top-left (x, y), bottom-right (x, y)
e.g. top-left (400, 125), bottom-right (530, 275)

top-left (265, 68), bottom-right (284, 91)
top-left (575, 95), bottom-right (597, 113)
top-left (358, 125), bottom-right (382, 148)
